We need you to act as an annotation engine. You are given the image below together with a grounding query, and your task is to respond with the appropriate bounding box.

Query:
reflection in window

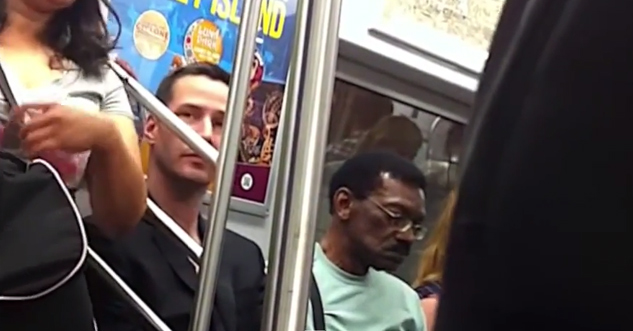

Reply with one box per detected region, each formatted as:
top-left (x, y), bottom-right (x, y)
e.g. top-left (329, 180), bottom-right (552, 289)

top-left (382, 0), bottom-right (505, 51)
top-left (318, 79), bottom-right (465, 282)
top-left (326, 80), bottom-right (396, 162)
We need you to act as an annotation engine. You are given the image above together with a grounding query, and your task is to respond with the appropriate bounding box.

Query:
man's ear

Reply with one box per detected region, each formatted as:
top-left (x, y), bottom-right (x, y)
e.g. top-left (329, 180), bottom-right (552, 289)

top-left (144, 115), bottom-right (158, 145)
top-left (333, 187), bottom-right (353, 221)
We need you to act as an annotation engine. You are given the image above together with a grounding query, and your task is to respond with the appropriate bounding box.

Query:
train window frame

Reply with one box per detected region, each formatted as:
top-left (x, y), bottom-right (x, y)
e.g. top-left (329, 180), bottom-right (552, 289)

top-left (335, 57), bottom-right (470, 124)
top-left (368, 23), bottom-right (487, 78)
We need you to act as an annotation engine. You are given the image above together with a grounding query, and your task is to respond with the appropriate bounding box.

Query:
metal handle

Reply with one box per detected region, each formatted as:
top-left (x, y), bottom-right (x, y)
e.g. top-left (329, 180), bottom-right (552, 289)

top-left (259, 0), bottom-right (313, 329)
top-left (267, 0), bottom-right (343, 330)
top-left (87, 248), bottom-right (172, 331)
top-left (426, 116), bottom-right (443, 161)
top-left (147, 197), bottom-right (202, 262)
top-left (109, 63), bottom-right (219, 165)
top-left (109, 66), bottom-right (207, 264)
top-left (188, 0), bottom-right (263, 329)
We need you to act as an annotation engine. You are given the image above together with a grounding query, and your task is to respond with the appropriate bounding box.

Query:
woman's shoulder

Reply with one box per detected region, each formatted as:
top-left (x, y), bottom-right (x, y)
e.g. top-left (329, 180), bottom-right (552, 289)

top-left (64, 62), bottom-right (124, 94)
top-left (59, 63), bottom-right (132, 116)
top-left (99, 65), bottom-right (127, 95)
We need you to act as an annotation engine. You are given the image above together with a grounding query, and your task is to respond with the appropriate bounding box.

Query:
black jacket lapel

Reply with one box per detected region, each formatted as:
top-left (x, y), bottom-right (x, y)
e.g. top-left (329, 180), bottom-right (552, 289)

top-left (145, 207), bottom-right (236, 331)
top-left (199, 217), bottom-right (237, 331)
top-left (213, 279), bottom-right (236, 331)
top-left (152, 228), bottom-right (199, 293)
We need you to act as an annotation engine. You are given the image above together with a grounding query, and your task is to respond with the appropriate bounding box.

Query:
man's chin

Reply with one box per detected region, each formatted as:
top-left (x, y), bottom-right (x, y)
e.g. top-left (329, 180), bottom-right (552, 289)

top-left (178, 170), bottom-right (213, 187)
top-left (375, 255), bottom-right (406, 272)
top-left (374, 262), bottom-right (399, 272)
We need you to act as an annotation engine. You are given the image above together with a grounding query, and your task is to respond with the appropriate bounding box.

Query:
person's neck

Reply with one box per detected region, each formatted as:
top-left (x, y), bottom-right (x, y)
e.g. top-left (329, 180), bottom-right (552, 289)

top-left (147, 166), bottom-right (207, 243)
top-left (0, 4), bottom-right (50, 50)
top-left (320, 224), bottom-right (369, 276)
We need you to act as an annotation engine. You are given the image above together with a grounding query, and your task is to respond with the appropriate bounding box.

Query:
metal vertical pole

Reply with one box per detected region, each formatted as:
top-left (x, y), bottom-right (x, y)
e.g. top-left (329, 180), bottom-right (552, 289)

top-left (259, 0), bottom-right (312, 329)
top-left (270, 0), bottom-right (343, 330)
top-left (188, 0), bottom-right (262, 329)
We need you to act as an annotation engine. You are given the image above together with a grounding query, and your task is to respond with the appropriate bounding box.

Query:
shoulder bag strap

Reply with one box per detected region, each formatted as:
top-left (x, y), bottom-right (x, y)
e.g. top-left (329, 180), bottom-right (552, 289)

top-left (309, 272), bottom-right (326, 330)
top-left (0, 62), bottom-right (22, 150)
top-left (0, 62), bottom-right (18, 109)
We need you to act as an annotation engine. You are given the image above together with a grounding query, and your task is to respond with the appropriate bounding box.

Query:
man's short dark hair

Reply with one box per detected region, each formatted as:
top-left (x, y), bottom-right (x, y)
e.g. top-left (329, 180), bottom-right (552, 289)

top-left (156, 62), bottom-right (231, 105)
top-left (328, 151), bottom-right (427, 213)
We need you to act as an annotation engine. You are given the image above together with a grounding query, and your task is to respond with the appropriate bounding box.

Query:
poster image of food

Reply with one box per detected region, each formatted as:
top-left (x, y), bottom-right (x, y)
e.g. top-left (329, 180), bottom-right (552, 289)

top-left (105, 0), bottom-right (296, 204)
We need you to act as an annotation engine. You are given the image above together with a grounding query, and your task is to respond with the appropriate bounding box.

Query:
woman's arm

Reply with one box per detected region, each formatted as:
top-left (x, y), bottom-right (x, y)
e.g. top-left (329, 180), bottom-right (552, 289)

top-left (85, 70), bottom-right (146, 235)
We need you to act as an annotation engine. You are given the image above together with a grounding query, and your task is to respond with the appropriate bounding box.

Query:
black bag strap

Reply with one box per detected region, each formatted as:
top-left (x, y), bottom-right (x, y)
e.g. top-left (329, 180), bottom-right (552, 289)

top-left (0, 62), bottom-right (23, 150)
top-left (0, 62), bottom-right (17, 108)
top-left (309, 272), bottom-right (326, 330)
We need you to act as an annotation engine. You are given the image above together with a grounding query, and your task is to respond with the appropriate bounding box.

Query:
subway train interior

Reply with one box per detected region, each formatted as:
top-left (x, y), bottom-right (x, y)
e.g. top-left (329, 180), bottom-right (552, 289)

top-left (3, 0), bottom-right (631, 329)
top-left (209, 0), bottom-right (483, 283)
top-left (71, 0), bottom-right (487, 283)
top-left (11, 0), bottom-right (499, 329)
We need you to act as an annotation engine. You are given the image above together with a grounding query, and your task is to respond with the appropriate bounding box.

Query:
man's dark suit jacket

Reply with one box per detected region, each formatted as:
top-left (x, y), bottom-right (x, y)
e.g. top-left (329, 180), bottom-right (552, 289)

top-left (85, 209), bottom-right (266, 331)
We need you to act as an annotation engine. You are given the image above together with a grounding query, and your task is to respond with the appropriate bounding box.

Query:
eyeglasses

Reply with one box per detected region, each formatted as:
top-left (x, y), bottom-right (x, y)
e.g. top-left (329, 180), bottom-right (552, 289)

top-left (367, 198), bottom-right (427, 240)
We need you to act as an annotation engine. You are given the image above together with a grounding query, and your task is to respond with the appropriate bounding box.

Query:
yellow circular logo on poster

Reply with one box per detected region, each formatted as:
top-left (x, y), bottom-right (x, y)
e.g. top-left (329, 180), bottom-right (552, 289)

top-left (184, 19), bottom-right (223, 64)
top-left (133, 10), bottom-right (170, 60)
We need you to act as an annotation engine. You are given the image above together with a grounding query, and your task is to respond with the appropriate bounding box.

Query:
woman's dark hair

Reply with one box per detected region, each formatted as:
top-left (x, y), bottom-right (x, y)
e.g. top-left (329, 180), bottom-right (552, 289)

top-left (0, 0), bottom-right (121, 78)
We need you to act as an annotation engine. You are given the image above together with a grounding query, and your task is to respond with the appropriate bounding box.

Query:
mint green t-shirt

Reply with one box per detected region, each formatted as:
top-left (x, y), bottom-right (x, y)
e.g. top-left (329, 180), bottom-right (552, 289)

top-left (306, 244), bottom-right (426, 331)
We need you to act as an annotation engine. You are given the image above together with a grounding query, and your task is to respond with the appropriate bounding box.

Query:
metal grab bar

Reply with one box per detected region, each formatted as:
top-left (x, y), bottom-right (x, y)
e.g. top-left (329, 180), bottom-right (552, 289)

top-left (109, 62), bottom-right (220, 165)
top-left (267, 0), bottom-right (343, 330)
top-left (110, 65), bottom-right (206, 262)
top-left (107, 0), bottom-right (338, 330)
top-left (426, 116), bottom-right (443, 161)
top-left (259, 0), bottom-right (312, 329)
top-left (103, 2), bottom-right (251, 330)
top-left (189, 0), bottom-right (263, 328)
top-left (87, 248), bottom-right (171, 331)
top-left (147, 197), bottom-right (203, 262)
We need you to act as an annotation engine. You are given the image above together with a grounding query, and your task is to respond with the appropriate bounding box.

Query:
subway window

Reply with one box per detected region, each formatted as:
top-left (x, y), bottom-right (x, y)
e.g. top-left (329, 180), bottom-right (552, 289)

top-left (317, 79), bottom-right (465, 282)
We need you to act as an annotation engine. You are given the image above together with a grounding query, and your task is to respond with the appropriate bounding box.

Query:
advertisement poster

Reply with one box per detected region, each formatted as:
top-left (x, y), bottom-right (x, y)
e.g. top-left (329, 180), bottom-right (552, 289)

top-left (106, 0), bottom-right (296, 204)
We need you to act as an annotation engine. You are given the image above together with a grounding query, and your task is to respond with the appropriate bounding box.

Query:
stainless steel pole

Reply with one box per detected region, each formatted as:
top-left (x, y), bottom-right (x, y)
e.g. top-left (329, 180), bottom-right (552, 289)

top-left (271, 0), bottom-right (343, 330)
top-left (259, 0), bottom-right (312, 329)
top-left (87, 248), bottom-right (172, 331)
top-left (110, 62), bottom-right (220, 164)
top-left (188, 0), bottom-right (262, 329)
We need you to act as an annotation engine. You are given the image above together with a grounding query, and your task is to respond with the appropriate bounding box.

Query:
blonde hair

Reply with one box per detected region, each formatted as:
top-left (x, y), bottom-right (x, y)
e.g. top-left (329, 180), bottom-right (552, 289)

top-left (412, 190), bottom-right (458, 288)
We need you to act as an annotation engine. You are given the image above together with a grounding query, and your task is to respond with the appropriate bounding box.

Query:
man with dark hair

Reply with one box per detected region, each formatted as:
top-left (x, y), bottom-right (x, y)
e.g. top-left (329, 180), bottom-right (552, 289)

top-left (156, 63), bottom-right (230, 107)
top-left (86, 62), bottom-right (265, 331)
top-left (307, 151), bottom-right (428, 331)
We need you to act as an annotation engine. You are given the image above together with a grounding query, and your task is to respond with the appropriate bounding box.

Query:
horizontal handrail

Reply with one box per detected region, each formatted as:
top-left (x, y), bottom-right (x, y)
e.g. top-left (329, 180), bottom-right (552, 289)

top-left (109, 62), bottom-right (219, 164)
top-left (110, 61), bottom-right (209, 265)
top-left (147, 197), bottom-right (202, 264)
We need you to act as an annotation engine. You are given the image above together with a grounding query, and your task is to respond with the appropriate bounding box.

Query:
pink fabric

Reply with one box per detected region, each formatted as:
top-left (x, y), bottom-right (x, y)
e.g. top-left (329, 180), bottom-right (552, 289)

top-left (0, 121), bottom-right (84, 184)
